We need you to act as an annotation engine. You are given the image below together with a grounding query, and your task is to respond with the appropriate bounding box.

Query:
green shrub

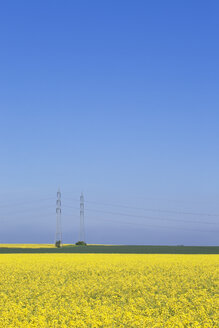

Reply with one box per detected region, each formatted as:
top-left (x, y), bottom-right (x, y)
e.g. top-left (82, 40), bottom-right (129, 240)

top-left (55, 240), bottom-right (61, 248)
top-left (75, 241), bottom-right (87, 246)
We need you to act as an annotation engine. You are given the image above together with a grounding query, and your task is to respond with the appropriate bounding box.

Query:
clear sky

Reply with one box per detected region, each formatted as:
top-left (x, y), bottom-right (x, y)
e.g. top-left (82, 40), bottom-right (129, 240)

top-left (0, 1), bottom-right (218, 245)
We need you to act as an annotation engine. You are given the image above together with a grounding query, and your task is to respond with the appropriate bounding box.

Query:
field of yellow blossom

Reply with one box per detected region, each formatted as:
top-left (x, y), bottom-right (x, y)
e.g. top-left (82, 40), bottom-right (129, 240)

top-left (0, 254), bottom-right (218, 327)
top-left (0, 244), bottom-right (55, 248)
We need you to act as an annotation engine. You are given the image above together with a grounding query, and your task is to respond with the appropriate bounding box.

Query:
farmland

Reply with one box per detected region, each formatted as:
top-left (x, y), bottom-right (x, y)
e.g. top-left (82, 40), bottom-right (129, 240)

top-left (0, 254), bottom-right (218, 327)
top-left (0, 244), bottom-right (218, 254)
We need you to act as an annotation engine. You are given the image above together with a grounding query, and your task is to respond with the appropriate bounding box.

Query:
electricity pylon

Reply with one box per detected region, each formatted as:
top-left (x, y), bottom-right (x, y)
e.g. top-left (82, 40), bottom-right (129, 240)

top-left (80, 192), bottom-right (85, 242)
top-left (55, 188), bottom-right (62, 247)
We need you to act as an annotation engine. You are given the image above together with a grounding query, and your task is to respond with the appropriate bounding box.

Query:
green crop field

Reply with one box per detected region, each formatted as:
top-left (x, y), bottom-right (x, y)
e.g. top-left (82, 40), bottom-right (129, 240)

top-left (0, 245), bottom-right (218, 254)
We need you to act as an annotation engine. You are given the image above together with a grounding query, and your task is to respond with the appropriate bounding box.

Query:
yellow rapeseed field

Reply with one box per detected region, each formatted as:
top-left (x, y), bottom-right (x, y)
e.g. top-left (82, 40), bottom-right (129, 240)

top-left (0, 254), bottom-right (218, 327)
top-left (0, 244), bottom-right (55, 248)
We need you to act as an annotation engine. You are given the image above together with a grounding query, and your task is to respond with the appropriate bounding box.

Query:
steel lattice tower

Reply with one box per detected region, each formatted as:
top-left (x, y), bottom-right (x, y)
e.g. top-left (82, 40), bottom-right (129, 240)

top-left (55, 188), bottom-right (62, 246)
top-left (80, 192), bottom-right (85, 242)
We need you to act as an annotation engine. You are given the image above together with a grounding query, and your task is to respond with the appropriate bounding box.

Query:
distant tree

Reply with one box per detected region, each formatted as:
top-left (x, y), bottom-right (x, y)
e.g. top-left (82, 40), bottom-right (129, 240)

top-left (55, 240), bottom-right (61, 248)
top-left (75, 241), bottom-right (87, 246)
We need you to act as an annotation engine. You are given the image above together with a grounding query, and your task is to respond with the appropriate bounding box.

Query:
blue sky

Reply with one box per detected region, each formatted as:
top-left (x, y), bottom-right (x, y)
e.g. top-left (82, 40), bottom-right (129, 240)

top-left (0, 1), bottom-right (218, 245)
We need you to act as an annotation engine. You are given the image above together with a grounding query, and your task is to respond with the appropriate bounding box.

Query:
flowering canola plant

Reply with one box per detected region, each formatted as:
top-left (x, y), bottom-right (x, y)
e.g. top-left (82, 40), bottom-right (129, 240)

top-left (0, 254), bottom-right (218, 327)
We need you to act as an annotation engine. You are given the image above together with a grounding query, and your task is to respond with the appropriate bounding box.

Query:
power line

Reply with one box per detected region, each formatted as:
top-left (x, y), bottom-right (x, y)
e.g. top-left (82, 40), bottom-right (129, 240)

top-left (62, 197), bottom-right (219, 218)
top-left (90, 217), bottom-right (219, 234)
top-left (1, 205), bottom-right (54, 216)
top-left (63, 205), bottom-right (218, 226)
top-left (63, 213), bottom-right (218, 234)
top-left (62, 192), bottom-right (215, 205)
top-left (0, 197), bottom-right (54, 209)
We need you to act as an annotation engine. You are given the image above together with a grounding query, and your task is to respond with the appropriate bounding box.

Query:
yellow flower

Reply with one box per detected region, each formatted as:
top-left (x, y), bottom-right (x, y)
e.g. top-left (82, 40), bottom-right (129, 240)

top-left (0, 254), bottom-right (218, 327)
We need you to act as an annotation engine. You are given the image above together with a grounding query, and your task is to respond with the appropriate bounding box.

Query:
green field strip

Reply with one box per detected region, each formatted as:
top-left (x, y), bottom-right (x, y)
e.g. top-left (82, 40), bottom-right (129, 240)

top-left (0, 245), bottom-right (218, 254)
